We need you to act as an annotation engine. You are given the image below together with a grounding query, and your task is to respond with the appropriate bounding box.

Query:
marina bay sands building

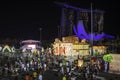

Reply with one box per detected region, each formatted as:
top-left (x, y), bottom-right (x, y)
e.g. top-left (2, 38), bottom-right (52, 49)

top-left (55, 2), bottom-right (104, 39)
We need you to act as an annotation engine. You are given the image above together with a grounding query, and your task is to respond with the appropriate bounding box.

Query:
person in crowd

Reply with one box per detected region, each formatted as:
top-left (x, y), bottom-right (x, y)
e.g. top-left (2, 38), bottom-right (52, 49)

top-left (62, 75), bottom-right (67, 80)
top-left (38, 72), bottom-right (43, 80)
top-left (33, 71), bottom-right (37, 80)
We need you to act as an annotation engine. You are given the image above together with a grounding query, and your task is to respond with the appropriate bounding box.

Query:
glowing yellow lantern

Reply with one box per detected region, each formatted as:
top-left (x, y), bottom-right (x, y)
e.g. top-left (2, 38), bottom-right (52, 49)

top-left (78, 59), bottom-right (83, 67)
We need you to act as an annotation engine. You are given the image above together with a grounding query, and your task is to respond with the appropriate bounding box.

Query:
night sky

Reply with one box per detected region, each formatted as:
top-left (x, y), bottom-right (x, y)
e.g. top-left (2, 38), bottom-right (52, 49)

top-left (0, 0), bottom-right (119, 40)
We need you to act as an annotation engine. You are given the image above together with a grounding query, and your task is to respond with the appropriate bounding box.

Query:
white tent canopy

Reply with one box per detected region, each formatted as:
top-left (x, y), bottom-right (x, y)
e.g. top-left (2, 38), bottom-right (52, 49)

top-left (21, 40), bottom-right (40, 43)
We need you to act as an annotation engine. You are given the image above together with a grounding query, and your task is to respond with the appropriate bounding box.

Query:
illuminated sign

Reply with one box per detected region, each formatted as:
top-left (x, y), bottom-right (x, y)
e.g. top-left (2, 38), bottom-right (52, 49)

top-left (73, 44), bottom-right (89, 50)
top-left (28, 45), bottom-right (36, 49)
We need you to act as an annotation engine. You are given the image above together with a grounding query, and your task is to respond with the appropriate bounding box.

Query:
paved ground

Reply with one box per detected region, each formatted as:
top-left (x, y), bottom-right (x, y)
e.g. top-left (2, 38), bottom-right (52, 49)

top-left (43, 70), bottom-right (120, 80)
top-left (43, 70), bottom-right (63, 80)
top-left (97, 72), bottom-right (120, 80)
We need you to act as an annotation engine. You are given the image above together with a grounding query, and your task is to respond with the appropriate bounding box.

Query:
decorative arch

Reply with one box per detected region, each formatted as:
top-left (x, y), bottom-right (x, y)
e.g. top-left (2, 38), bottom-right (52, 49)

top-left (2, 45), bottom-right (12, 53)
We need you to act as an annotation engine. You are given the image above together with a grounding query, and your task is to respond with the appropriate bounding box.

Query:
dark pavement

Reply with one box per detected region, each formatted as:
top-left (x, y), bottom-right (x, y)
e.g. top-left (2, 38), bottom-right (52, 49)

top-left (97, 72), bottom-right (120, 80)
top-left (43, 70), bottom-right (63, 80)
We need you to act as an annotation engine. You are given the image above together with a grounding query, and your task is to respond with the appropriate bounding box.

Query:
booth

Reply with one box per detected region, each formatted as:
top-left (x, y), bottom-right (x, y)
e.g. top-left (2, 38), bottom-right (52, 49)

top-left (53, 36), bottom-right (90, 57)
top-left (20, 40), bottom-right (41, 53)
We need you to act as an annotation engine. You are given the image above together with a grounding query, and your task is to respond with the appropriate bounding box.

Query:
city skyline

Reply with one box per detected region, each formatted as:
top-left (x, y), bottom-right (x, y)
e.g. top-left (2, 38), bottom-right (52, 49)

top-left (0, 0), bottom-right (119, 40)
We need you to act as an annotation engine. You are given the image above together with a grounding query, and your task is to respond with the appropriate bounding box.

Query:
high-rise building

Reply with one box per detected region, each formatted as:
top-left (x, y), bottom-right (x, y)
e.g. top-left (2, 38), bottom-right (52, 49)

top-left (55, 2), bottom-right (104, 39)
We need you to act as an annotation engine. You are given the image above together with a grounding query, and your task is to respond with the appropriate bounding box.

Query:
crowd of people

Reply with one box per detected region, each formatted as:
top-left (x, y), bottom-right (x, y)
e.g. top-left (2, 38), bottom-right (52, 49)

top-left (0, 48), bottom-right (106, 80)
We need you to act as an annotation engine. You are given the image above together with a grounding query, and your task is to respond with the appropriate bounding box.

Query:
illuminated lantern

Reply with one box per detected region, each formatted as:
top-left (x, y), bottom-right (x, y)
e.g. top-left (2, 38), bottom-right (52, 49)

top-left (103, 54), bottom-right (113, 62)
top-left (78, 59), bottom-right (83, 67)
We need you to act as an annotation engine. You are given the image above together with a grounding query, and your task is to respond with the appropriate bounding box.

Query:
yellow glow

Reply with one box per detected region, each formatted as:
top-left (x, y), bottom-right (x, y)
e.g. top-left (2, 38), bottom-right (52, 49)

top-left (78, 59), bottom-right (83, 67)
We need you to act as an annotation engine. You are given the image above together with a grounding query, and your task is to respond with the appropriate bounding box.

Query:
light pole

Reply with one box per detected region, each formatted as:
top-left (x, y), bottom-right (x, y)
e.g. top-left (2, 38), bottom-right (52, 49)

top-left (90, 3), bottom-right (93, 56)
top-left (39, 27), bottom-right (42, 43)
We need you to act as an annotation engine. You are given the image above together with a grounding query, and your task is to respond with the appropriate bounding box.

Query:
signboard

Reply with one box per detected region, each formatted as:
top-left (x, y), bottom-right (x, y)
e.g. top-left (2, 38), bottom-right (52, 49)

top-left (28, 44), bottom-right (36, 49)
top-left (109, 54), bottom-right (120, 74)
top-left (73, 44), bottom-right (89, 50)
